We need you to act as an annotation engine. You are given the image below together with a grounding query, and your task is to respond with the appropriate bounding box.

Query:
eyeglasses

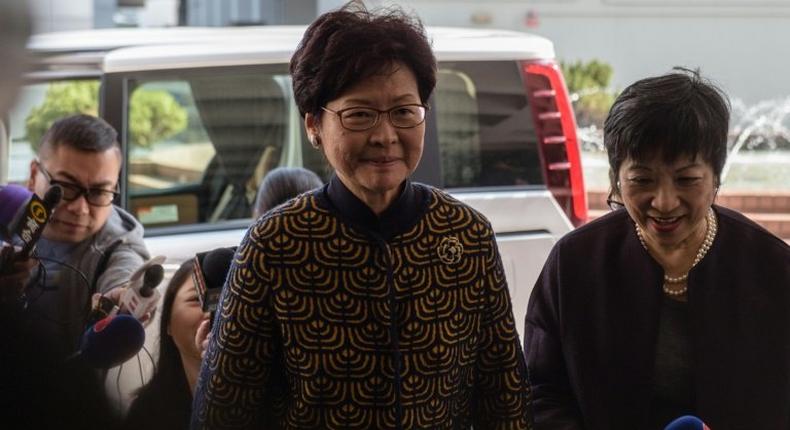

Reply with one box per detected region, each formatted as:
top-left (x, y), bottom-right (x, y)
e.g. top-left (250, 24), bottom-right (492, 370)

top-left (321, 104), bottom-right (428, 131)
top-left (36, 162), bottom-right (119, 207)
top-left (606, 197), bottom-right (625, 211)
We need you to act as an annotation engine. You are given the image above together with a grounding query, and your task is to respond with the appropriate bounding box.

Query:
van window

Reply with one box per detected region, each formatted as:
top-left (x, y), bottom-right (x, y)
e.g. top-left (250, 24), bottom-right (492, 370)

top-left (125, 68), bottom-right (325, 228)
top-left (434, 61), bottom-right (544, 188)
top-left (5, 79), bottom-right (100, 184)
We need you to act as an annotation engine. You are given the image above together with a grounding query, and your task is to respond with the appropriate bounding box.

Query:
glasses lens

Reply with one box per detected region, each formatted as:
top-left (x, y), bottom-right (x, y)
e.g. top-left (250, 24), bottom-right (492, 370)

top-left (87, 190), bottom-right (116, 206)
top-left (340, 108), bottom-right (378, 130)
top-left (57, 182), bottom-right (84, 201)
top-left (390, 105), bottom-right (426, 128)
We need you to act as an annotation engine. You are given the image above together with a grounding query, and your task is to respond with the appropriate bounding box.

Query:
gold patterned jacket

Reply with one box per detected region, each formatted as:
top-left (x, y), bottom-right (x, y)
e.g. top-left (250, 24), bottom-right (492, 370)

top-left (192, 176), bottom-right (532, 429)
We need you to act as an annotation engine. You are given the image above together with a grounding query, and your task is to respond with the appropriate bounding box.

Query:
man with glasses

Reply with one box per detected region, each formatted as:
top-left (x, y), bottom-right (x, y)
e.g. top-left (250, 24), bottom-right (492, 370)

top-left (23, 114), bottom-right (150, 358)
top-left (3, 115), bottom-right (150, 428)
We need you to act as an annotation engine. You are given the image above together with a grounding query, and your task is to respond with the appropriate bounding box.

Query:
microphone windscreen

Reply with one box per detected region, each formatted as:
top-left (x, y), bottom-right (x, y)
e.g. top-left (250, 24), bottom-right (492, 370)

top-left (0, 185), bottom-right (31, 237)
top-left (143, 264), bottom-right (164, 289)
top-left (43, 184), bottom-right (63, 207)
top-left (78, 314), bottom-right (145, 368)
top-left (664, 415), bottom-right (709, 430)
top-left (202, 247), bottom-right (235, 290)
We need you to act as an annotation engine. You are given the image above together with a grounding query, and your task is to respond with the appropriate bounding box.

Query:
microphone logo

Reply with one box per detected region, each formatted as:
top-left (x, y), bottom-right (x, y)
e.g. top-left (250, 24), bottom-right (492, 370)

top-left (30, 200), bottom-right (47, 223)
top-left (19, 196), bottom-right (47, 243)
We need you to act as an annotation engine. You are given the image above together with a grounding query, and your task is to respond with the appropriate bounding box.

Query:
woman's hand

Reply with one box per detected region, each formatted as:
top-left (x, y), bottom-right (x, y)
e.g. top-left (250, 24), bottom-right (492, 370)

top-left (195, 318), bottom-right (212, 360)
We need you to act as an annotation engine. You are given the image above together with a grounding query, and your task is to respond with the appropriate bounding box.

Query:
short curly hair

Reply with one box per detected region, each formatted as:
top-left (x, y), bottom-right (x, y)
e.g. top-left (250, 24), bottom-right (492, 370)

top-left (604, 67), bottom-right (730, 197)
top-left (290, 2), bottom-right (437, 118)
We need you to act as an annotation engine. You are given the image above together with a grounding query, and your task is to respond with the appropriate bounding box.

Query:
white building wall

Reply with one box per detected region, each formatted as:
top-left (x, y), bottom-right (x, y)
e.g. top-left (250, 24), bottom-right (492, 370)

top-left (393, 0), bottom-right (790, 103)
top-left (29, 0), bottom-right (94, 33)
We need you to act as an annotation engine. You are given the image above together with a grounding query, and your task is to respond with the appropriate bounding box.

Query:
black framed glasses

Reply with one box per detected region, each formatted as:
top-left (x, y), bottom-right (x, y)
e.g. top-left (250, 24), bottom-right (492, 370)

top-left (36, 162), bottom-right (119, 207)
top-left (322, 104), bottom-right (428, 131)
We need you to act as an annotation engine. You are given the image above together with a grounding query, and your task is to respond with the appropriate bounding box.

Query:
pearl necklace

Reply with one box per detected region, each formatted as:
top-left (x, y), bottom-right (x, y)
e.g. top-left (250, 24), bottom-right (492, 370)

top-left (635, 208), bottom-right (717, 296)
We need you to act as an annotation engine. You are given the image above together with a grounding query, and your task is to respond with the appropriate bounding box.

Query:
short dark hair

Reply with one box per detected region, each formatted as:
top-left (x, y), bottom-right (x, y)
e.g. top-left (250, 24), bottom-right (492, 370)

top-left (253, 167), bottom-right (323, 218)
top-left (290, 2), bottom-right (437, 118)
top-left (604, 67), bottom-right (730, 196)
top-left (39, 114), bottom-right (120, 159)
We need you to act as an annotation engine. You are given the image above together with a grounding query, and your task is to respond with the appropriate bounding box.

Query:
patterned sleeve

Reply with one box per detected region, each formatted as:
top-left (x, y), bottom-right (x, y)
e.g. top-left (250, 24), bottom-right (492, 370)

top-left (472, 222), bottom-right (533, 430)
top-left (191, 221), bottom-right (280, 429)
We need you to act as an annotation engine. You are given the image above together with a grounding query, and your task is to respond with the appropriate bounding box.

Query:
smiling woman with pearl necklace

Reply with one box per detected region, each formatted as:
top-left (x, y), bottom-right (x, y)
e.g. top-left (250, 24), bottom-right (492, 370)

top-left (524, 68), bottom-right (790, 430)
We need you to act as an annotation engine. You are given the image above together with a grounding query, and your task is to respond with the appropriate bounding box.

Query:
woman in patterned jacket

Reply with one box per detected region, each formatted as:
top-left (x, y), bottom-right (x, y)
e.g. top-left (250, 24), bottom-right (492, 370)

top-left (191, 3), bottom-right (531, 430)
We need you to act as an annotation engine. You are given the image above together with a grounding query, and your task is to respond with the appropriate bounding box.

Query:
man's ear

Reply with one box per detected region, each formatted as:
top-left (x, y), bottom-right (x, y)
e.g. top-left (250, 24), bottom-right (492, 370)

top-left (27, 159), bottom-right (38, 191)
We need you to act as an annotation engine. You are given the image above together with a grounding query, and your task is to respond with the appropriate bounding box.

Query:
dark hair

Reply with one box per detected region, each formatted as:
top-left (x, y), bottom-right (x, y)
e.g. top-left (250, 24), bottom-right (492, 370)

top-left (253, 167), bottom-right (323, 218)
top-left (39, 114), bottom-right (120, 159)
top-left (290, 2), bottom-right (437, 118)
top-left (604, 67), bottom-right (730, 198)
top-left (129, 260), bottom-right (195, 412)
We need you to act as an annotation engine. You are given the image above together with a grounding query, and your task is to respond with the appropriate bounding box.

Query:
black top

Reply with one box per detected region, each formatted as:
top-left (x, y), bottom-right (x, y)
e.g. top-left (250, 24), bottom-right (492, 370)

top-left (647, 296), bottom-right (694, 428)
top-left (524, 206), bottom-right (790, 429)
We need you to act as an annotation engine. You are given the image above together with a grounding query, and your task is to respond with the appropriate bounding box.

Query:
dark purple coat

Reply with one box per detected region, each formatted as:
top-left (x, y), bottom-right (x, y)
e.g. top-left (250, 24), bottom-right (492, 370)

top-left (524, 205), bottom-right (790, 429)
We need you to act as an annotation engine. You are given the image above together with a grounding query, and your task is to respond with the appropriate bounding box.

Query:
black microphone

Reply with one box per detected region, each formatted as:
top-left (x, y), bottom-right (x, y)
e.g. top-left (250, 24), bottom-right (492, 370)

top-left (0, 184), bottom-right (62, 266)
top-left (664, 415), bottom-right (711, 430)
top-left (139, 263), bottom-right (164, 298)
top-left (72, 313), bottom-right (145, 368)
top-left (192, 247), bottom-right (236, 313)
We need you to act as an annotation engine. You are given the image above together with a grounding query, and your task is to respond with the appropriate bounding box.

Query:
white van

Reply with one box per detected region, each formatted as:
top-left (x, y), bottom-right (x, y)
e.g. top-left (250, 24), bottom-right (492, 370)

top-left (5, 25), bottom-right (587, 342)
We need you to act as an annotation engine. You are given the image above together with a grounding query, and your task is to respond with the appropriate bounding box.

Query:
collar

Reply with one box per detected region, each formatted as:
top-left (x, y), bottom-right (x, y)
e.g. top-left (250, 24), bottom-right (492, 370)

top-left (322, 174), bottom-right (430, 240)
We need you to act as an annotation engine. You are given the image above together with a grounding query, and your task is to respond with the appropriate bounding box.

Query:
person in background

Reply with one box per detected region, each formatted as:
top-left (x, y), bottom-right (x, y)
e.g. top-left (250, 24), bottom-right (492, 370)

top-left (524, 68), bottom-right (790, 429)
top-left (252, 166), bottom-right (324, 218)
top-left (0, 0), bottom-right (29, 117)
top-left (191, 3), bottom-right (531, 429)
top-left (124, 259), bottom-right (207, 430)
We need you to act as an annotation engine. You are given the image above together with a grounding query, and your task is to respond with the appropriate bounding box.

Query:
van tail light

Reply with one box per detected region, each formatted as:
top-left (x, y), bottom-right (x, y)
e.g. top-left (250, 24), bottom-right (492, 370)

top-left (521, 60), bottom-right (588, 227)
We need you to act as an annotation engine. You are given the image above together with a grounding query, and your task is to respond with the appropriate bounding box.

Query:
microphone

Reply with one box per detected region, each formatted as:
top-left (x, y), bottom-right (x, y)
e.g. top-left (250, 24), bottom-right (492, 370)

top-left (192, 247), bottom-right (236, 313)
top-left (664, 415), bottom-right (711, 430)
top-left (119, 255), bottom-right (166, 320)
top-left (0, 184), bottom-right (62, 264)
top-left (73, 313), bottom-right (145, 368)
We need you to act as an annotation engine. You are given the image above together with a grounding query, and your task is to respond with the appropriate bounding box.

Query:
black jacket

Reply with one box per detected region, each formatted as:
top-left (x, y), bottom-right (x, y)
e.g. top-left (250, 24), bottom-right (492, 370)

top-left (524, 206), bottom-right (790, 429)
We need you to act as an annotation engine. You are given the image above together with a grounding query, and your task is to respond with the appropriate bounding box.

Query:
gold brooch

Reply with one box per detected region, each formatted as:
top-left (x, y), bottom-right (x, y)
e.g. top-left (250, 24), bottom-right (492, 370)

top-left (437, 236), bottom-right (463, 264)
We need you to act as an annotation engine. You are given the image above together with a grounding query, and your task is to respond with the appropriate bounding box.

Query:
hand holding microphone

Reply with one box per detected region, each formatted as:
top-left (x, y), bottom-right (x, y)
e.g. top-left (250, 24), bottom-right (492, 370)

top-left (0, 184), bottom-right (62, 303)
top-left (119, 255), bottom-right (166, 323)
top-left (77, 256), bottom-right (167, 368)
top-left (192, 247), bottom-right (235, 358)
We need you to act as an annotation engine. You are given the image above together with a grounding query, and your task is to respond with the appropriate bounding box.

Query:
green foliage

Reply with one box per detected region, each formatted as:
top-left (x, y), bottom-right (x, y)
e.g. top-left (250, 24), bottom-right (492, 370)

top-left (129, 89), bottom-right (188, 148)
top-left (561, 59), bottom-right (617, 128)
top-left (24, 80), bottom-right (188, 151)
top-left (25, 80), bottom-right (100, 150)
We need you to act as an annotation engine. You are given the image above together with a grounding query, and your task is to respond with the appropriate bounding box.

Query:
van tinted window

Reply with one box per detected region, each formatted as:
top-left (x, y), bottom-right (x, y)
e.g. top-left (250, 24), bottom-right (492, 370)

top-left (434, 61), bottom-right (544, 189)
top-left (122, 61), bottom-right (545, 229)
top-left (124, 67), bottom-right (327, 228)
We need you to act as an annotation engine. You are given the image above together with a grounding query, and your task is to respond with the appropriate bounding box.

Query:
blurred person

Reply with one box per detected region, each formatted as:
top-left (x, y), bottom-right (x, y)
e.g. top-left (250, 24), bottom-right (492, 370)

top-left (0, 0), bottom-right (30, 116)
top-left (0, 0), bottom-right (35, 299)
top-left (191, 3), bottom-right (531, 429)
top-left (125, 259), bottom-right (208, 430)
top-left (252, 166), bottom-right (323, 218)
top-left (524, 68), bottom-right (790, 429)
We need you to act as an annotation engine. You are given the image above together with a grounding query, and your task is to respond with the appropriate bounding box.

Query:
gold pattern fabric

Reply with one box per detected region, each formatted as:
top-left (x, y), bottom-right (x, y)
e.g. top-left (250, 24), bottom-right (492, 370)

top-left (193, 187), bottom-right (531, 429)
